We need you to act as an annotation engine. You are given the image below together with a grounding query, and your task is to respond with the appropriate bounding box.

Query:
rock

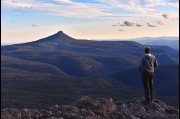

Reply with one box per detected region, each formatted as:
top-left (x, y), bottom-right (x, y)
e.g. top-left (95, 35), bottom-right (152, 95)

top-left (74, 96), bottom-right (117, 117)
top-left (1, 96), bottom-right (179, 119)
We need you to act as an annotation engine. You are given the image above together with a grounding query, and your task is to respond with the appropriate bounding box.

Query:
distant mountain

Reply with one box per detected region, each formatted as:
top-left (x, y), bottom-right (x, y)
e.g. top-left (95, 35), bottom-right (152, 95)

top-left (1, 55), bottom-right (70, 80)
top-left (1, 43), bottom-right (12, 46)
top-left (110, 64), bottom-right (179, 96)
top-left (134, 37), bottom-right (179, 50)
top-left (1, 31), bottom-right (179, 109)
top-left (1, 31), bottom-right (178, 77)
top-left (110, 64), bottom-right (179, 108)
top-left (1, 42), bottom-right (22, 46)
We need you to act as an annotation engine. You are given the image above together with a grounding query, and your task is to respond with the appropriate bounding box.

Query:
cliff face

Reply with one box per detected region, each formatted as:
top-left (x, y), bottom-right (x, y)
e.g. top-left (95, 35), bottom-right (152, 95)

top-left (1, 96), bottom-right (179, 119)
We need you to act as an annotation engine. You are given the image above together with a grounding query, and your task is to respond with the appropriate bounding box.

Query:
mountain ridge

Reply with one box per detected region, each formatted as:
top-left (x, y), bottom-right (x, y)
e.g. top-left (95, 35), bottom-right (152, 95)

top-left (1, 31), bottom-right (179, 109)
top-left (134, 37), bottom-right (179, 50)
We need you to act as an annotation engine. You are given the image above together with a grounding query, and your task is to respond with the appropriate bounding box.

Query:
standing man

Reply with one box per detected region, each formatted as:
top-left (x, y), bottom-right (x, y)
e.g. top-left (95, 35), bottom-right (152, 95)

top-left (139, 47), bottom-right (158, 104)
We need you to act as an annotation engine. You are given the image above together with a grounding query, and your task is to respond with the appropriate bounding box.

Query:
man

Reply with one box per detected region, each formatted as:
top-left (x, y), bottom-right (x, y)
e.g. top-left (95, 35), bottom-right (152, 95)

top-left (139, 47), bottom-right (158, 104)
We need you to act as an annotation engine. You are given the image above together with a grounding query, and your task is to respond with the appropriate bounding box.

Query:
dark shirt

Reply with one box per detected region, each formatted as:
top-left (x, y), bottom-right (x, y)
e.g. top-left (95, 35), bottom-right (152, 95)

top-left (139, 54), bottom-right (158, 73)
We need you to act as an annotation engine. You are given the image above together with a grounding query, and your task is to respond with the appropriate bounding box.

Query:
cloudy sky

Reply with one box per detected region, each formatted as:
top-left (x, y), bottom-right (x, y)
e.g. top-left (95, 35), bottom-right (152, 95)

top-left (1, 0), bottom-right (179, 43)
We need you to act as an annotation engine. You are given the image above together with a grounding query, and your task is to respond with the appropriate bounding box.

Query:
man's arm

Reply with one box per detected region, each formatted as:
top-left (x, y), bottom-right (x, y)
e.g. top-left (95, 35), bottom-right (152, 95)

top-left (154, 57), bottom-right (158, 69)
top-left (139, 58), bottom-right (144, 73)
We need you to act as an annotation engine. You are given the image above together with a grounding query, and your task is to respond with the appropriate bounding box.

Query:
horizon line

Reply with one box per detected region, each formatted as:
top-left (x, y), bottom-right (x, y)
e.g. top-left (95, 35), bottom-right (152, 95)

top-left (2, 35), bottom-right (179, 45)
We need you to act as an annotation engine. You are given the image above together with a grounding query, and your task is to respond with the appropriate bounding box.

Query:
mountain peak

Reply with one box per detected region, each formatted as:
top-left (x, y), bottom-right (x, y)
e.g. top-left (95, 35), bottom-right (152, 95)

top-left (52, 30), bottom-right (75, 41)
top-left (32, 31), bottom-right (75, 43)
top-left (57, 30), bottom-right (64, 34)
top-left (54, 30), bottom-right (67, 37)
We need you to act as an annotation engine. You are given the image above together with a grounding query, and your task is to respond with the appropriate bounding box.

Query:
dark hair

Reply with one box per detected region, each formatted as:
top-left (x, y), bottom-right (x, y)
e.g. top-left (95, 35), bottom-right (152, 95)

top-left (145, 47), bottom-right (151, 54)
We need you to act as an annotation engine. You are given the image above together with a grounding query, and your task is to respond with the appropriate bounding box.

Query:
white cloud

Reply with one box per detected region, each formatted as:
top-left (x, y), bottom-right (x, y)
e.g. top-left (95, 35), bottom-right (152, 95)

top-left (118, 20), bottom-right (166, 28)
top-left (147, 20), bottom-right (166, 27)
top-left (157, 21), bottom-right (166, 25)
top-left (118, 22), bottom-right (126, 26)
top-left (162, 13), bottom-right (172, 19)
top-left (119, 21), bottom-right (144, 27)
top-left (96, 0), bottom-right (146, 13)
top-left (1, 0), bottom-right (34, 9)
top-left (136, 24), bottom-right (143, 27)
top-left (144, 0), bottom-right (166, 8)
top-left (32, 24), bottom-right (38, 27)
top-left (53, 0), bottom-right (72, 3)
top-left (167, 0), bottom-right (179, 8)
top-left (1, 0), bottom-right (179, 19)
top-left (123, 21), bottom-right (137, 26)
top-left (162, 13), bottom-right (179, 20)
top-left (119, 29), bottom-right (125, 31)
top-left (1, 0), bottom-right (114, 18)
top-left (147, 22), bottom-right (157, 27)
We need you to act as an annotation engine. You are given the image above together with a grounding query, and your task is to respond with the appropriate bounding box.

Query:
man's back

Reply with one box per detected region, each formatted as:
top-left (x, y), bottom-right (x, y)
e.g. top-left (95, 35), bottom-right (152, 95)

top-left (139, 47), bottom-right (158, 103)
top-left (139, 53), bottom-right (158, 73)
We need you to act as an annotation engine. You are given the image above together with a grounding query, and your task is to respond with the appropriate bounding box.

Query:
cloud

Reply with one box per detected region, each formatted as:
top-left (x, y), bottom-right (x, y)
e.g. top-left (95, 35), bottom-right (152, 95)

top-left (53, 0), bottom-right (72, 3)
top-left (119, 21), bottom-right (143, 27)
top-left (162, 12), bottom-right (179, 20)
top-left (118, 20), bottom-right (166, 28)
top-left (1, 0), bottom-right (113, 18)
top-left (96, 0), bottom-right (146, 13)
top-left (157, 21), bottom-right (166, 25)
top-left (1, 0), bottom-right (179, 19)
top-left (32, 24), bottom-right (38, 27)
top-left (145, 0), bottom-right (166, 8)
top-left (146, 20), bottom-right (166, 27)
top-left (1, 0), bottom-right (34, 9)
top-left (123, 21), bottom-right (137, 26)
top-left (136, 24), bottom-right (142, 27)
top-left (147, 22), bottom-right (157, 27)
top-left (10, 21), bottom-right (16, 23)
top-left (118, 29), bottom-right (125, 31)
top-left (162, 13), bottom-right (172, 19)
top-left (117, 22), bottom-right (126, 26)
top-left (168, 1), bottom-right (179, 8)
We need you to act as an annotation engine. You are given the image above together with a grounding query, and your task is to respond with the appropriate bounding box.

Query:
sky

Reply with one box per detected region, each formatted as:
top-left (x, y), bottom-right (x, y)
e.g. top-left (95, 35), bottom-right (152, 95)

top-left (1, 0), bottom-right (179, 43)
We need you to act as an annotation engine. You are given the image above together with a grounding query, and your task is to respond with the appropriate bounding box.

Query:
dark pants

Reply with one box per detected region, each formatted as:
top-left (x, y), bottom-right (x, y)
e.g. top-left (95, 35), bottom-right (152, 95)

top-left (142, 72), bottom-right (154, 103)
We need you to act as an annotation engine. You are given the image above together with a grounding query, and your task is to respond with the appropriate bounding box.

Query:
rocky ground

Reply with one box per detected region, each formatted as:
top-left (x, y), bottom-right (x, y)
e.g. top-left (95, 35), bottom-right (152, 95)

top-left (1, 96), bottom-right (179, 119)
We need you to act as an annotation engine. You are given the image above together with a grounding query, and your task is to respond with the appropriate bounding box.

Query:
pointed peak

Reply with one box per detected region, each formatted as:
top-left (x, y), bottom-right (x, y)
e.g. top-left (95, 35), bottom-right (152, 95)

top-left (30, 30), bottom-right (75, 44)
top-left (57, 31), bottom-right (64, 34)
top-left (52, 30), bottom-right (75, 41)
top-left (55, 31), bottom-right (69, 37)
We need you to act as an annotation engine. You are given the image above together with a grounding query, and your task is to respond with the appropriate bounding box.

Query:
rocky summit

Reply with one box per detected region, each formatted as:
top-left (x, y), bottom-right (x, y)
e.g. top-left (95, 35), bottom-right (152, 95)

top-left (1, 96), bottom-right (179, 119)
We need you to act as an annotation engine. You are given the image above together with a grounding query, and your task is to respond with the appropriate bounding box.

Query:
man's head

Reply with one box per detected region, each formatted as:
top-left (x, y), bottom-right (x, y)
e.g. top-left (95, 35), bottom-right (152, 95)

top-left (145, 47), bottom-right (151, 54)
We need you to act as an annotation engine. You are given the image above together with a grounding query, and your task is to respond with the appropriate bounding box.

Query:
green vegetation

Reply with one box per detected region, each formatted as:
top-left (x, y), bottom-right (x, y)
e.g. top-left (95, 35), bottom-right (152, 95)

top-left (1, 79), bottom-right (144, 109)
